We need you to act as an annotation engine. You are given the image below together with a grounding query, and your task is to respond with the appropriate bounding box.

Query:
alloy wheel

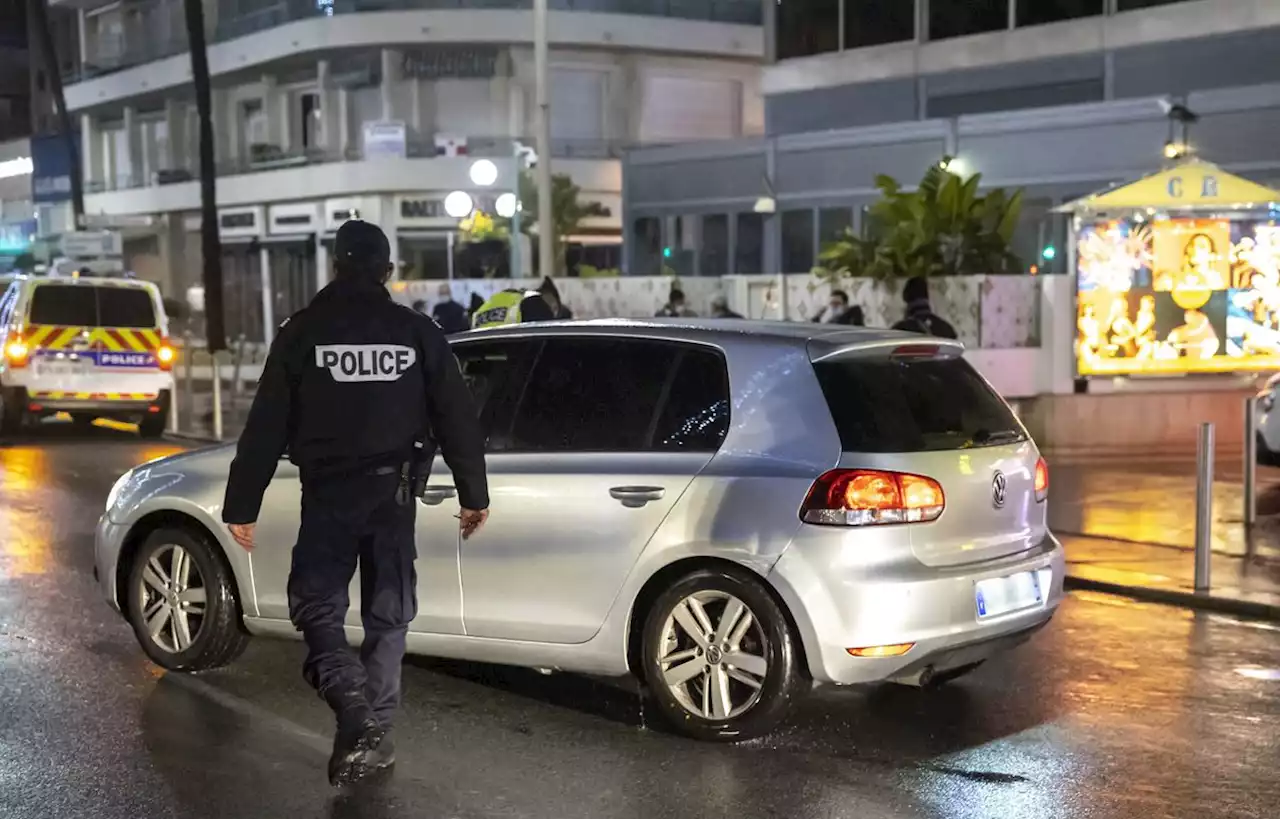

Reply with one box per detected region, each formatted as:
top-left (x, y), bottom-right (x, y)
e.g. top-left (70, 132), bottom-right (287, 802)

top-left (137, 543), bottom-right (208, 654)
top-left (657, 590), bottom-right (769, 720)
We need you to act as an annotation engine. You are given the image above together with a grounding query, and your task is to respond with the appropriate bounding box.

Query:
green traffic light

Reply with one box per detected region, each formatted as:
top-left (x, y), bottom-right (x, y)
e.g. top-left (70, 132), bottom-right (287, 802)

top-left (663, 247), bottom-right (672, 258)
top-left (1042, 246), bottom-right (1057, 260)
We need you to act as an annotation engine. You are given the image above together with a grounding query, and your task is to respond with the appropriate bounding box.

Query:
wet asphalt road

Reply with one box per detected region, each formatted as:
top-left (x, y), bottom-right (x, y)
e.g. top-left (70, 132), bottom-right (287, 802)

top-left (1, 426), bottom-right (1279, 819)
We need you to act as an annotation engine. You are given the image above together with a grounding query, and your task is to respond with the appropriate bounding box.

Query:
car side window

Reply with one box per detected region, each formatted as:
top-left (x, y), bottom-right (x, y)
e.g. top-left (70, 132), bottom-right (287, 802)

top-left (0, 285), bottom-right (15, 327)
top-left (451, 339), bottom-right (537, 452)
top-left (652, 348), bottom-right (731, 452)
top-left (505, 338), bottom-right (679, 452)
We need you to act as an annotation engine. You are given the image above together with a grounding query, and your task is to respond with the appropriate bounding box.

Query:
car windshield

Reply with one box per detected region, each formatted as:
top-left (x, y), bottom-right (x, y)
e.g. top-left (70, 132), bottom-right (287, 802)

top-left (813, 355), bottom-right (1025, 453)
top-left (28, 285), bottom-right (156, 328)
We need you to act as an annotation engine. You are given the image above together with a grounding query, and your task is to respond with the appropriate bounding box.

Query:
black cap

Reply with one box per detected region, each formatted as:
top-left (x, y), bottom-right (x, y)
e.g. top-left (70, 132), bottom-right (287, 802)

top-left (334, 220), bottom-right (391, 271)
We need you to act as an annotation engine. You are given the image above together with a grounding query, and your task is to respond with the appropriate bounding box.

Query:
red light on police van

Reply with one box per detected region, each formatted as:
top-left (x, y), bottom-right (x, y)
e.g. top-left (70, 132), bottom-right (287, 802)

top-left (4, 338), bottom-right (31, 368)
top-left (155, 340), bottom-right (176, 371)
top-left (800, 469), bottom-right (945, 526)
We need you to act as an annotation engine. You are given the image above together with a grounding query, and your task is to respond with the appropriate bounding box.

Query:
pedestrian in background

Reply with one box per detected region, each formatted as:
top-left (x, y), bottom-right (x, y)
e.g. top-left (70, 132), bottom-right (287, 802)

top-left (538, 277), bottom-right (573, 320)
top-left (812, 289), bottom-right (862, 325)
top-left (410, 299), bottom-right (427, 315)
top-left (709, 294), bottom-right (743, 319)
top-left (892, 276), bottom-right (957, 339)
top-left (221, 220), bottom-right (490, 787)
top-left (432, 283), bottom-right (470, 334)
top-left (657, 287), bottom-right (695, 318)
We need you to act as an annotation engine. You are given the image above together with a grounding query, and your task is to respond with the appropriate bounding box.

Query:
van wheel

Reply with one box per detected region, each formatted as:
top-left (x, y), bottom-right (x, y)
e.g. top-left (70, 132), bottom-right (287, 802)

top-left (640, 567), bottom-right (802, 742)
top-left (0, 388), bottom-right (25, 434)
top-left (125, 526), bottom-right (249, 671)
top-left (139, 410), bottom-right (168, 438)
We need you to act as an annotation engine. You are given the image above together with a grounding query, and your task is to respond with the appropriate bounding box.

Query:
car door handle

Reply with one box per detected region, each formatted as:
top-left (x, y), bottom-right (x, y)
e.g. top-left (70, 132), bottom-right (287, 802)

top-left (609, 486), bottom-right (665, 506)
top-left (418, 485), bottom-right (458, 506)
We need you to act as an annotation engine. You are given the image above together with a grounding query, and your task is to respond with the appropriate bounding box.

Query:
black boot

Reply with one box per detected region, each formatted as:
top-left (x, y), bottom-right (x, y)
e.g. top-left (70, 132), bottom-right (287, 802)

top-left (328, 718), bottom-right (385, 787)
top-left (364, 728), bottom-right (396, 772)
top-left (325, 689), bottom-right (384, 787)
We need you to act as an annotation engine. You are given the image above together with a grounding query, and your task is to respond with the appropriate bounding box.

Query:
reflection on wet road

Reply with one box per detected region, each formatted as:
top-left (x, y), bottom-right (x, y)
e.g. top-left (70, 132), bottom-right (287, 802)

top-left (0, 428), bottom-right (1277, 819)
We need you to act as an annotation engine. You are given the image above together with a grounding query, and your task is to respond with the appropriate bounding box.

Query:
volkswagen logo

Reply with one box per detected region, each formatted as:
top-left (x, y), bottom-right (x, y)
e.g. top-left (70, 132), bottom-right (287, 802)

top-left (991, 471), bottom-right (1008, 509)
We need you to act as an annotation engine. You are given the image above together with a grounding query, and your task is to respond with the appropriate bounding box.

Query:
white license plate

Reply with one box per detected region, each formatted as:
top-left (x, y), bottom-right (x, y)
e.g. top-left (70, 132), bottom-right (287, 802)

top-left (975, 571), bottom-right (1045, 619)
top-left (33, 359), bottom-right (90, 377)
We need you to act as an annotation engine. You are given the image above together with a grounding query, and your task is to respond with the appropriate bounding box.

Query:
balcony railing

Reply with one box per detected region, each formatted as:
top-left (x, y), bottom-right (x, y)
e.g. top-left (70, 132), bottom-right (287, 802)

top-left (81, 135), bottom-right (631, 195)
top-left (68, 0), bottom-right (761, 82)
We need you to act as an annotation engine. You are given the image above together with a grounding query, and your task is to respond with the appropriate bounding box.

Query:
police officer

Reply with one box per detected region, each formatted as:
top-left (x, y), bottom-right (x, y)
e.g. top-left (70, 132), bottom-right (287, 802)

top-left (470, 286), bottom-right (555, 329)
top-left (221, 220), bottom-right (489, 787)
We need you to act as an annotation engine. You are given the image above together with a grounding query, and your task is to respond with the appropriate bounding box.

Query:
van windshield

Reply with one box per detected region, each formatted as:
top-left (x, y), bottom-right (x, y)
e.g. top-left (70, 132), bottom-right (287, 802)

top-left (28, 285), bottom-right (157, 329)
top-left (812, 355), bottom-right (1026, 453)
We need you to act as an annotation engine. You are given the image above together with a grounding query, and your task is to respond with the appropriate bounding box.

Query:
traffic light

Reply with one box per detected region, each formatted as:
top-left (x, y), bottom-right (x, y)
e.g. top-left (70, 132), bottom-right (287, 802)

top-left (662, 247), bottom-right (672, 259)
top-left (1041, 245), bottom-right (1057, 261)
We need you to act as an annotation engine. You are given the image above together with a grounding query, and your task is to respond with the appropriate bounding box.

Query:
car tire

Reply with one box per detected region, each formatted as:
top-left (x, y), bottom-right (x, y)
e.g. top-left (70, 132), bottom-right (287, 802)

top-left (640, 567), bottom-right (802, 742)
top-left (70, 413), bottom-right (96, 426)
top-left (125, 526), bottom-right (249, 672)
top-left (0, 387), bottom-right (25, 434)
top-left (139, 410), bottom-right (167, 438)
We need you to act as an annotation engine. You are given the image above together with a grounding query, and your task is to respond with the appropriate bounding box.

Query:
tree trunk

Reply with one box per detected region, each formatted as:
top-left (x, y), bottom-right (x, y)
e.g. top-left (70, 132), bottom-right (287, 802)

top-left (27, 0), bottom-right (84, 228)
top-left (181, 0), bottom-right (225, 352)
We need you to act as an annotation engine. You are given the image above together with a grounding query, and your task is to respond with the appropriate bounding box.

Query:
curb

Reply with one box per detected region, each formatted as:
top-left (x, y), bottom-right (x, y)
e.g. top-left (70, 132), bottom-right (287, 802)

top-left (1064, 574), bottom-right (1280, 621)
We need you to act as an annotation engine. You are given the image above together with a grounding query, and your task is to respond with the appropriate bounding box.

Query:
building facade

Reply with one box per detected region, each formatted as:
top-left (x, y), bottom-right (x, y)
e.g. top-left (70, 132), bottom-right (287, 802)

top-left (44, 0), bottom-right (765, 341)
top-left (623, 0), bottom-right (1280, 279)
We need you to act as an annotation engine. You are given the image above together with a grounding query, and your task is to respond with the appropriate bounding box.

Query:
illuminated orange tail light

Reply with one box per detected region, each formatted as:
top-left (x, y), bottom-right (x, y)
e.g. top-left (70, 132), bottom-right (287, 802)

top-left (801, 469), bottom-right (945, 527)
top-left (1034, 457), bottom-right (1049, 503)
top-left (4, 336), bottom-right (31, 368)
top-left (155, 338), bottom-right (176, 371)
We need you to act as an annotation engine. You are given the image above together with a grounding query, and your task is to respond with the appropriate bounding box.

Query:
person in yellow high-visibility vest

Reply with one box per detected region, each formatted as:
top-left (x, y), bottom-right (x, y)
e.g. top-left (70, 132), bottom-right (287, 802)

top-left (471, 288), bottom-right (555, 329)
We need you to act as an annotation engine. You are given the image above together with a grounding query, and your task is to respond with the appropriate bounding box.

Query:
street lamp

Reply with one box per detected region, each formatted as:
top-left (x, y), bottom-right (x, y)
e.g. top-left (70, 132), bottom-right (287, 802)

top-left (443, 191), bottom-right (474, 219)
top-left (469, 159), bottom-right (498, 187)
top-left (496, 193), bottom-right (518, 219)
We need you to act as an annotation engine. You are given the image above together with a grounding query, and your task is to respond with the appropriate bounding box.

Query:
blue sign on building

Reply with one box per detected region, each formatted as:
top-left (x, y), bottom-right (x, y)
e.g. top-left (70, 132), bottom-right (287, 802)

top-left (31, 131), bottom-right (81, 204)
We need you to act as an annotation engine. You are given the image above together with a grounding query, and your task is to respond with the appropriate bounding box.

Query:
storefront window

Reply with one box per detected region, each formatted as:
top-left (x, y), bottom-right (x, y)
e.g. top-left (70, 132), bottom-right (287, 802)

top-left (1018, 0), bottom-right (1103, 26)
top-left (776, 0), bottom-right (839, 60)
top-left (844, 0), bottom-right (915, 49)
top-left (700, 214), bottom-right (729, 277)
top-left (781, 209), bottom-right (815, 274)
top-left (399, 234), bottom-right (452, 280)
top-left (818, 207), bottom-right (854, 250)
top-left (735, 213), bottom-right (764, 274)
top-left (930, 0), bottom-right (1008, 41)
top-left (632, 217), bottom-right (661, 276)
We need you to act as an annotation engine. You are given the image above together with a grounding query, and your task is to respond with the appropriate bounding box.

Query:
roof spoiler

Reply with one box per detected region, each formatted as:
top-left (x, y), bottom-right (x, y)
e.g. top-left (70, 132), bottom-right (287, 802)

top-left (808, 336), bottom-right (965, 363)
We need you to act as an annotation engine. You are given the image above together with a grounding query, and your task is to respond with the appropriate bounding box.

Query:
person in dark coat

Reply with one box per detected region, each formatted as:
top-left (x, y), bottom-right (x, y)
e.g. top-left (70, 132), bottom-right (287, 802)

top-left (431, 283), bottom-right (470, 334)
top-left (891, 276), bottom-right (957, 339)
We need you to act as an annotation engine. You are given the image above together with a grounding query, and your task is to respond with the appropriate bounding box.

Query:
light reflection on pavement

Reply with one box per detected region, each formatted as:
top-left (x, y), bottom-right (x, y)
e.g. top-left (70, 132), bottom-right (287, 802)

top-left (0, 427), bottom-right (1276, 819)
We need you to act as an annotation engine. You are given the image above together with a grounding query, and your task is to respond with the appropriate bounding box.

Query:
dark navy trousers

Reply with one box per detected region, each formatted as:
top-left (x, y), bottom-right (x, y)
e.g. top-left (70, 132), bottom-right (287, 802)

top-left (287, 470), bottom-right (417, 728)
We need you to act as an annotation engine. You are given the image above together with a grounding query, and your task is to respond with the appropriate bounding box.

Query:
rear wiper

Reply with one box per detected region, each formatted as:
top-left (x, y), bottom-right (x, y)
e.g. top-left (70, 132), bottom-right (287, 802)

top-left (972, 428), bottom-right (1023, 445)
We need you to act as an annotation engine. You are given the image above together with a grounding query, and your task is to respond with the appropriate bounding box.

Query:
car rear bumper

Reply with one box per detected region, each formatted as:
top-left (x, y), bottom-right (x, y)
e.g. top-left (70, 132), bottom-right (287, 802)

top-left (95, 513), bottom-right (129, 614)
top-left (767, 531), bottom-right (1065, 685)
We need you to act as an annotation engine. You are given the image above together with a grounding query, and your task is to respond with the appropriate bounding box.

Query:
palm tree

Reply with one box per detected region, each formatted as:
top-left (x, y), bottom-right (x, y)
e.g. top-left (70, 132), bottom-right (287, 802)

top-left (181, 0), bottom-right (225, 351)
top-left (26, 0), bottom-right (83, 226)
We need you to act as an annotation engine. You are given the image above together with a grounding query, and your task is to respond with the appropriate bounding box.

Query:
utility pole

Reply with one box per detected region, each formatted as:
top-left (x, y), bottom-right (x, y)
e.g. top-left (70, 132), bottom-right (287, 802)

top-left (27, 0), bottom-right (84, 228)
top-left (533, 0), bottom-right (554, 279)
top-left (182, 0), bottom-right (225, 352)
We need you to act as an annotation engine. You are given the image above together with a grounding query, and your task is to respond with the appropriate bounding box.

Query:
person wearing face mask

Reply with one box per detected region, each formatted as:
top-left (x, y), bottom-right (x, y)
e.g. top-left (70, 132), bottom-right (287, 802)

top-left (812, 290), bottom-right (861, 325)
top-left (431, 283), bottom-right (470, 334)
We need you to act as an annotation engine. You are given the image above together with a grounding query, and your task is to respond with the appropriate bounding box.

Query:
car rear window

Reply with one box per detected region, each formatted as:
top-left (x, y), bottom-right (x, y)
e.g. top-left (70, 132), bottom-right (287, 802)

top-left (812, 356), bottom-right (1025, 453)
top-left (28, 285), bottom-right (156, 328)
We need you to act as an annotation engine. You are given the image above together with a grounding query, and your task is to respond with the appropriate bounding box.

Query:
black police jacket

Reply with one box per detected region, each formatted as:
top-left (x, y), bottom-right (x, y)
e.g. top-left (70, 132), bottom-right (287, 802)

top-left (222, 276), bottom-right (489, 524)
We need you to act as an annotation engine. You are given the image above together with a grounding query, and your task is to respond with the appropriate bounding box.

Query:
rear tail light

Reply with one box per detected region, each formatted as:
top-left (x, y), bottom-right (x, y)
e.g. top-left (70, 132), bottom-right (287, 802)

top-left (4, 337), bottom-right (30, 368)
top-left (1034, 457), bottom-right (1049, 503)
top-left (801, 469), bottom-right (945, 526)
top-left (155, 338), bottom-right (176, 371)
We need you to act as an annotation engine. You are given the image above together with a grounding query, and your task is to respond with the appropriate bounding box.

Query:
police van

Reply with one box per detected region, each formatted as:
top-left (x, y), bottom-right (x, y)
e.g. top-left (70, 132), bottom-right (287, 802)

top-left (0, 273), bottom-right (176, 436)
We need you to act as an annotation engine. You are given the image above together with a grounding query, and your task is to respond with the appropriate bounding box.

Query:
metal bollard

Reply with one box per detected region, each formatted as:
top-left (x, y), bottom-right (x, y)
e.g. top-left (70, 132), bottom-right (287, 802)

top-left (181, 331), bottom-right (194, 433)
top-left (1244, 395), bottom-right (1258, 528)
top-left (1194, 422), bottom-right (1214, 593)
top-left (231, 334), bottom-right (246, 396)
top-left (211, 350), bottom-right (224, 442)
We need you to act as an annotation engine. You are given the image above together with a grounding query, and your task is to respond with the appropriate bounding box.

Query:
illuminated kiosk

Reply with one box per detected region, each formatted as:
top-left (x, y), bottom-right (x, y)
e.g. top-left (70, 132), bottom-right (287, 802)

top-left (1058, 159), bottom-right (1280, 380)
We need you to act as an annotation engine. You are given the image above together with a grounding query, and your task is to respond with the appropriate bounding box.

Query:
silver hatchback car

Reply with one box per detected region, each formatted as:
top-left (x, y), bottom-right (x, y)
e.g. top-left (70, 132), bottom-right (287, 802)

top-left (96, 319), bottom-right (1064, 741)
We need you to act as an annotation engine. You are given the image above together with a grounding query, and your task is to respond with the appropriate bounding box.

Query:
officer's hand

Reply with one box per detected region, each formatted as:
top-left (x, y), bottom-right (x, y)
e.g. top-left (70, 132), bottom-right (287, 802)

top-left (459, 508), bottom-right (489, 540)
top-left (228, 522), bottom-right (256, 551)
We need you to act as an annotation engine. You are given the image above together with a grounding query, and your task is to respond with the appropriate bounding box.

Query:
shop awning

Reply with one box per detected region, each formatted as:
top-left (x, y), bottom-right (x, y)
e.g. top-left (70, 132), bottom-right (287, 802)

top-left (1056, 159), bottom-right (1280, 213)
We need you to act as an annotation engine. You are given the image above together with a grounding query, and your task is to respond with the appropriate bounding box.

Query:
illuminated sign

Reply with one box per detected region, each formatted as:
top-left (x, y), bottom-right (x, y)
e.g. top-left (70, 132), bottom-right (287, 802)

top-left (1076, 217), bottom-right (1280, 376)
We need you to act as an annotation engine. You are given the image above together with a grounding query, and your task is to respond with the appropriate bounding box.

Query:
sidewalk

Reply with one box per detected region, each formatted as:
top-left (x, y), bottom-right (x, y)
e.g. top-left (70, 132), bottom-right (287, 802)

top-left (1062, 534), bottom-right (1280, 620)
